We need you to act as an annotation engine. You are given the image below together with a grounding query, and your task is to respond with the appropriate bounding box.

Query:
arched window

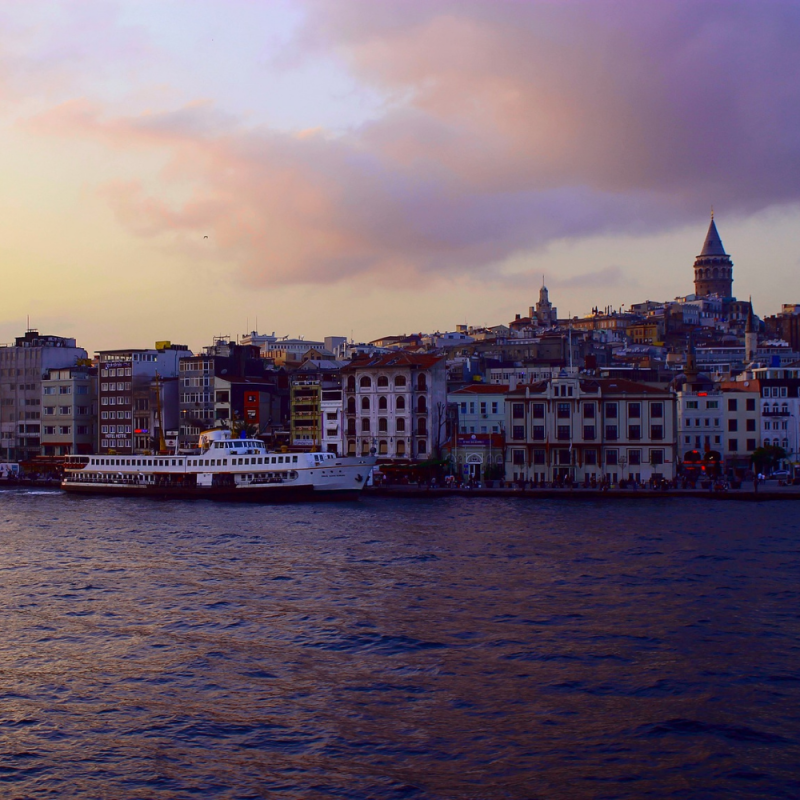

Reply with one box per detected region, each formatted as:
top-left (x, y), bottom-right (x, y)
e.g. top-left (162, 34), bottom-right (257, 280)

top-left (396, 440), bottom-right (406, 456)
top-left (417, 418), bottom-right (427, 435)
top-left (361, 440), bottom-right (371, 455)
top-left (346, 376), bottom-right (356, 392)
top-left (346, 397), bottom-right (356, 414)
top-left (417, 374), bottom-right (427, 391)
top-left (361, 396), bottom-right (370, 411)
top-left (378, 396), bottom-right (388, 410)
top-left (346, 419), bottom-right (356, 435)
top-left (377, 375), bottom-right (389, 388)
top-left (361, 418), bottom-right (370, 432)
top-left (418, 439), bottom-right (427, 454)
top-left (347, 439), bottom-right (356, 455)
top-left (764, 438), bottom-right (771, 446)
top-left (396, 418), bottom-right (405, 433)
top-left (378, 440), bottom-right (388, 455)
top-left (783, 439), bottom-right (789, 449)
top-left (396, 396), bottom-right (406, 410)
top-left (378, 418), bottom-right (388, 433)
top-left (359, 376), bottom-right (371, 389)
top-left (417, 396), bottom-right (427, 413)
top-left (394, 375), bottom-right (406, 388)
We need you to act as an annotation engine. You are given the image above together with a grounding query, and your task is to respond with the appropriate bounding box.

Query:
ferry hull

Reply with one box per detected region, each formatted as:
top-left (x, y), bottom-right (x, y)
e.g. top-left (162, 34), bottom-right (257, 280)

top-left (61, 482), bottom-right (362, 502)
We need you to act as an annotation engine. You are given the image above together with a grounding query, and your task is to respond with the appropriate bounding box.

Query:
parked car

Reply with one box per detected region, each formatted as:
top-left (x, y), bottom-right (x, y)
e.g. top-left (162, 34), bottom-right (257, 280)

top-left (770, 470), bottom-right (791, 480)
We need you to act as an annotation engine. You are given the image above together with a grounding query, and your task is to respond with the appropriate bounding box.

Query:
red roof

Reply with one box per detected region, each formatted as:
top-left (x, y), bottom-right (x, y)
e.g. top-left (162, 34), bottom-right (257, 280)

top-left (342, 352), bottom-right (444, 371)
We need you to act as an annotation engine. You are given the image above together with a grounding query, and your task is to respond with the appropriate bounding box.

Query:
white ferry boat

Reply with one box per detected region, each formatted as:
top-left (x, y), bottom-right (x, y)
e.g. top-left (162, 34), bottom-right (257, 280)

top-left (62, 429), bottom-right (375, 501)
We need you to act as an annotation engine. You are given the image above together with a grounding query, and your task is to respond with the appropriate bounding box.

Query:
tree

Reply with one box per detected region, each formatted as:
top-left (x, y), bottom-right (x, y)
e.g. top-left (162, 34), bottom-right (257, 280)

top-left (751, 445), bottom-right (787, 474)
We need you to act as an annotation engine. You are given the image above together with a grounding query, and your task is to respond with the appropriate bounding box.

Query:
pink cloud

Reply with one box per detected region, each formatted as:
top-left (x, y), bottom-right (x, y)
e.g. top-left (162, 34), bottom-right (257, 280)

top-left (22, 1), bottom-right (800, 287)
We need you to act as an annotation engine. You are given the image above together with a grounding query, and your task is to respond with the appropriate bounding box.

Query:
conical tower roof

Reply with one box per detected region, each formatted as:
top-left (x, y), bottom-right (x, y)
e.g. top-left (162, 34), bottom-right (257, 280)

top-left (699, 216), bottom-right (727, 257)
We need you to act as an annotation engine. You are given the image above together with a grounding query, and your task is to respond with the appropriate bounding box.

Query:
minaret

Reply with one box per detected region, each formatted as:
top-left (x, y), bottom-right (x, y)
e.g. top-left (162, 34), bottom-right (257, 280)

top-left (693, 211), bottom-right (733, 297)
top-left (745, 299), bottom-right (757, 363)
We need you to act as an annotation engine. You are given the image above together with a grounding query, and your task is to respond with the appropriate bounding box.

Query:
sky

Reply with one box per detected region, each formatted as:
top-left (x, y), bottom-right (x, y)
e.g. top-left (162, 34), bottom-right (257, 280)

top-left (1, 0), bottom-right (799, 354)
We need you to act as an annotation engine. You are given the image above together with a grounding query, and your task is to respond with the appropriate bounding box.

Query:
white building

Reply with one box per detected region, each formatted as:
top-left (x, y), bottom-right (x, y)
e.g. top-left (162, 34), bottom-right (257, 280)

top-left (342, 353), bottom-right (447, 460)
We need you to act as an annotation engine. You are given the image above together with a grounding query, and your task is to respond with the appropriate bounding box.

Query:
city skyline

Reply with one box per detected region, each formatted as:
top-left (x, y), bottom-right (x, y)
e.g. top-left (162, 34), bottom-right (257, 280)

top-left (1, 1), bottom-right (798, 353)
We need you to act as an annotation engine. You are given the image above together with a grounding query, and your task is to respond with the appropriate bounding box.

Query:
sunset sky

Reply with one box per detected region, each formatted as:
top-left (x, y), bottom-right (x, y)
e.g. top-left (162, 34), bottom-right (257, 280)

top-left (1, 0), bottom-right (798, 353)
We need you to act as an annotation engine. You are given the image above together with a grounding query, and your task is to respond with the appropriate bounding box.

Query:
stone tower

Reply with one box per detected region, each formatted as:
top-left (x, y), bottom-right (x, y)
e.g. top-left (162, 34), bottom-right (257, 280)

top-left (694, 213), bottom-right (733, 298)
top-left (745, 300), bottom-right (757, 363)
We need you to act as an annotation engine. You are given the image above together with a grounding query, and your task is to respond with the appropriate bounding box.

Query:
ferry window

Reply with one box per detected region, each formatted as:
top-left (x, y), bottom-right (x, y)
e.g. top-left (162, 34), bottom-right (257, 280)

top-left (172, 459), bottom-right (176, 466)
top-left (271, 457), bottom-right (276, 463)
top-left (258, 458), bottom-right (263, 464)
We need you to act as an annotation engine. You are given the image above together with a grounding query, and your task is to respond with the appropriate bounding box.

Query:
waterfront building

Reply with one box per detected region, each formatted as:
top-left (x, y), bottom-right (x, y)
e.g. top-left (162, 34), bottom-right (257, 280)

top-left (97, 342), bottom-right (190, 455)
top-left (41, 366), bottom-right (97, 456)
top-left (504, 375), bottom-right (677, 484)
top-left (448, 384), bottom-right (507, 482)
top-left (721, 388), bottom-right (760, 474)
top-left (341, 353), bottom-right (447, 460)
top-left (0, 330), bottom-right (87, 462)
top-left (289, 360), bottom-right (345, 453)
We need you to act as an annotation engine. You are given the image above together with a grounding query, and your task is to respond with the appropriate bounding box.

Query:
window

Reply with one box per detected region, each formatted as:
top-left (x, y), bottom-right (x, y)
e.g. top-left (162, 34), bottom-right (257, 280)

top-left (746, 398), bottom-right (756, 412)
top-left (557, 403), bottom-right (570, 419)
top-left (584, 450), bottom-right (597, 466)
top-left (629, 449), bottom-right (641, 466)
top-left (651, 424), bottom-right (664, 440)
top-left (361, 418), bottom-right (370, 432)
top-left (729, 438), bottom-right (738, 452)
top-left (728, 419), bottom-right (738, 432)
top-left (512, 425), bottom-right (525, 440)
top-left (583, 403), bottom-right (595, 419)
top-left (558, 449), bottom-right (571, 465)
top-left (417, 396), bottom-right (427, 413)
top-left (417, 439), bottom-right (427, 454)
top-left (394, 375), bottom-right (406, 388)
top-left (417, 418), bottom-right (427, 435)
top-left (396, 418), bottom-right (405, 433)
top-left (512, 449), bottom-right (525, 465)
top-left (377, 376), bottom-right (389, 388)
top-left (346, 397), bottom-right (356, 414)
top-left (628, 402), bottom-right (641, 418)
top-left (606, 403), bottom-right (618, 419)
top-left (491, 402), bottom-right (499, 414)
top-left (583, 425), bottom-right (595, 440)
top-left (378, 418), bottom-right (388, 433)
top-left (532, 425), bottom-right (545, 440)
top-left (650, 449), bottom-right (664, 465)
top-left (512, 403), bottom-right (525, 419)
top-left (605, 425), bottom-right (618, 440)
top-left (685, 401), bottom-right (698, 410)
top-left (460, 402), bottom-right (467, 414)
top-left (396, 440), bottom-right (405, 456)
top-left (361, 397), bottom-right (370, 411)
top-left (605, 449), bottom-right (618, 466)
top-left (396, 396), bottom-right (405, 411)
top-left (533, 449), bottom-right (545, 465)
top-left (629, 425), bottom-right (641, 440)
top-left (359, 376), bottom-right (371, 389)
top-left (346, 376), bottom-right (356, 392)
top-left (746, 418), bottom-right (756, 432)
top-left (480, 402), bottom-right (487, 415)
top-left (417, 374), bottom-right (427, 391)
top-left (728, 398), bottom-right (738, 412)
top-left (557, 425), bottom-right (570, 440)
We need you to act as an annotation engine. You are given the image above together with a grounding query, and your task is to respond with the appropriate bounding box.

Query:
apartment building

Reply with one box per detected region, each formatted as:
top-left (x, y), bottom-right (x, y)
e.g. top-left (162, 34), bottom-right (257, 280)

top-left (41, 366), bottom-right (97, 455)
top-left (0, 330), bottom-right (87, 461)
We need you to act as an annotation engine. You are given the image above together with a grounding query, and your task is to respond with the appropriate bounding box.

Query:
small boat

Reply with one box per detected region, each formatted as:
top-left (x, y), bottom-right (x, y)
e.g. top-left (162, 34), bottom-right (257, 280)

top-left (62, 428), bottom-right (375, 501)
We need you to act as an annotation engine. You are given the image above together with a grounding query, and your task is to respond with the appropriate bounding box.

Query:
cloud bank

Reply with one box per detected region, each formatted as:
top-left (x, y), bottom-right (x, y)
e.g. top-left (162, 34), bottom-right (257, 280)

top-left (20, 0), bottom-right (800, 286)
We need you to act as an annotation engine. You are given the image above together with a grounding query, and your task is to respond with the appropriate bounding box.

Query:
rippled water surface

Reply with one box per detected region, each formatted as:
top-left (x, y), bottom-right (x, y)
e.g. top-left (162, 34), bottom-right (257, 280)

top-left (1, 491), bottom-right (799, 799)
